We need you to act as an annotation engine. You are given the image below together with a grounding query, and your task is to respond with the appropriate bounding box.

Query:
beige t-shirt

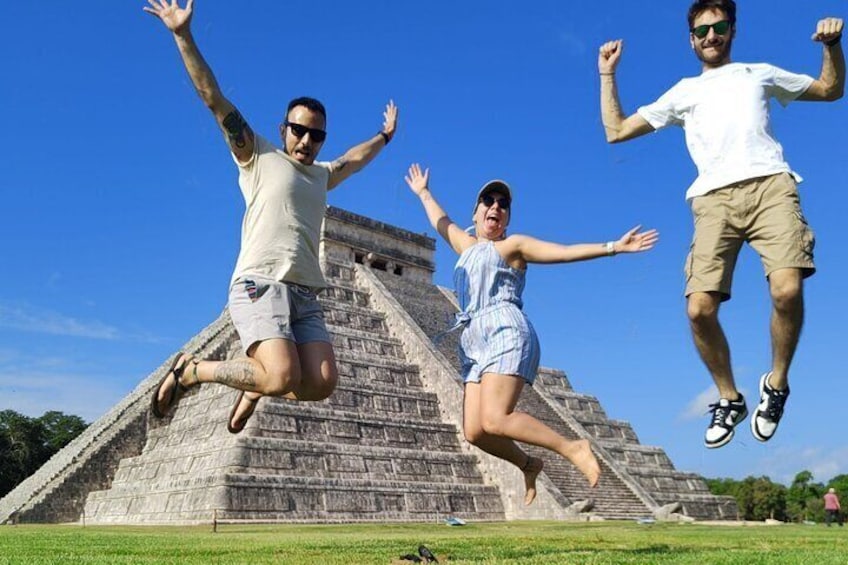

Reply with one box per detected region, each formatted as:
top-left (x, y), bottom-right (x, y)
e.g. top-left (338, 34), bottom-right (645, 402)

top-left (230, 134), bottom-right (333, 289)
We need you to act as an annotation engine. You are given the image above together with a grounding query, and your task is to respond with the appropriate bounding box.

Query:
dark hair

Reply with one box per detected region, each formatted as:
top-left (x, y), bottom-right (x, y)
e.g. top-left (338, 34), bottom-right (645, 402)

top-left (687, 0), bottom-right (736, 29)
top-left (286, 96), bottom-right (327, 121)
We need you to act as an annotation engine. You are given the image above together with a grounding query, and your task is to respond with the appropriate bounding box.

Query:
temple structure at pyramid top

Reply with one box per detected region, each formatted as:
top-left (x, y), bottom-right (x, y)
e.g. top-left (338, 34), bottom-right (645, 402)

top-left (0, 206), bottom-right (736, 524)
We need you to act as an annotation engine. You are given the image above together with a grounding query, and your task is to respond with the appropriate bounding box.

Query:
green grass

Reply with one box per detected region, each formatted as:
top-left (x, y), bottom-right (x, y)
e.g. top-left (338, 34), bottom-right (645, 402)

top-left (0, 521), bottom-right (846, 564)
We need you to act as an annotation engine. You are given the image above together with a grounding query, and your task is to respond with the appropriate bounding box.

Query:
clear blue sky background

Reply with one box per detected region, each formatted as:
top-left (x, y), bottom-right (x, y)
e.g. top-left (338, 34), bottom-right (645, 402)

top-left (2, 1), bottom-right (846, 485)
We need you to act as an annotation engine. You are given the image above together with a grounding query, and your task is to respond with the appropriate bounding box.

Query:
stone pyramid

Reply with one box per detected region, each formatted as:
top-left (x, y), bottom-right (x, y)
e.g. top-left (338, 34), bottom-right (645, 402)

top-left (0, 206), bottom-right (737, 524)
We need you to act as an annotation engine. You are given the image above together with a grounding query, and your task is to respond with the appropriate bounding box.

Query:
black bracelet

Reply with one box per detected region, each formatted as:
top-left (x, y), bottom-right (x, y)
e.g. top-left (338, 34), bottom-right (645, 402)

top-left (378, 131), bottom-right (390, 145)
top-left (825, 34), bottom-right (842, 47)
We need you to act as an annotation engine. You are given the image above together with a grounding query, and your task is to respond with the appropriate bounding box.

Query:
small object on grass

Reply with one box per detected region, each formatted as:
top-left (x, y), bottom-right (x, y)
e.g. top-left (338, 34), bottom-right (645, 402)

top-left (418, 545), bottom-right (438, 563)
top-left (444, 516), bottom-right (466, 526)
top-left (636, 517), bottom-right (656, 525)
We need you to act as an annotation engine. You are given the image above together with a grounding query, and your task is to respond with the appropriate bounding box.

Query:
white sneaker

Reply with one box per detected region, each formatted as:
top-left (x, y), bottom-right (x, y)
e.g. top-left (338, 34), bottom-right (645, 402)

top-left (751, 372), bottom-right (790, 442)
top-left (705, 395), bottom-right (748, 449)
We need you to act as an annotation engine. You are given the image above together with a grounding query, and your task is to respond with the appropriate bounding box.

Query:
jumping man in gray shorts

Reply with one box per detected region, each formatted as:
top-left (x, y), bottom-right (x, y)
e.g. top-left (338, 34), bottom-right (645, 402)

top-left (145, 0), bottom-right (398, 433)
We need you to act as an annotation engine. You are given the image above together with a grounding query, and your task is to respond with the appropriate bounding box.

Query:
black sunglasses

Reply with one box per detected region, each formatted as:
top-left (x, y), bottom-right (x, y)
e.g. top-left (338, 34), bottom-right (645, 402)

top-left (284, 121), bottom-right (327, 143)
top-left (479, 194), bottom-right (510, 210)
top-left (691, 20), bottom-right (731, 39)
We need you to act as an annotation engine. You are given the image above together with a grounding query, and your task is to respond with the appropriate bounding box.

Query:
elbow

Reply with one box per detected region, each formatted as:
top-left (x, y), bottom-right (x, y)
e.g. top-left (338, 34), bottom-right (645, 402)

top-left (605, 130), bottom-right (627, 144)
top-left (603, 124), bottom-right (628, 144)
top-left (820, 80), bottom-right (844, 102)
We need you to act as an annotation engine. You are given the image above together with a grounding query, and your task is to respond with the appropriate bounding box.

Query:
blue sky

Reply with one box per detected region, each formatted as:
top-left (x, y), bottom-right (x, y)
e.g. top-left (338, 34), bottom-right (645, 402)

top-left (2, 1), bottom-right (846, 485)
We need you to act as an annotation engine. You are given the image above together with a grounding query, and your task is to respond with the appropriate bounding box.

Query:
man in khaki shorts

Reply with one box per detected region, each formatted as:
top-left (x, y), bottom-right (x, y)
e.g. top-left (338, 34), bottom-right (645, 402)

top-left (598, 0), bottom-right (844, 448)
top-left (144, 0), bottom-right (398, 433)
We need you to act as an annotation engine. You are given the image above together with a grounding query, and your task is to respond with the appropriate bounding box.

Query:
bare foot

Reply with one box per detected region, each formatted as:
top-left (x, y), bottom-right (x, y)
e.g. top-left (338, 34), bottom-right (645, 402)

top-left (522, 456), bottom-right (544, 505)
top-left (562, 439), bottom-right (601, 487)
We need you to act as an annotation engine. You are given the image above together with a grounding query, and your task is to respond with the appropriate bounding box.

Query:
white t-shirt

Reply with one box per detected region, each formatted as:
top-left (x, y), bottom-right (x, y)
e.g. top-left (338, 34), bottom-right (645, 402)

top-left (637, 62), bottom-right (814, 200)
top-left (230, 134), bottom-right (333, 289)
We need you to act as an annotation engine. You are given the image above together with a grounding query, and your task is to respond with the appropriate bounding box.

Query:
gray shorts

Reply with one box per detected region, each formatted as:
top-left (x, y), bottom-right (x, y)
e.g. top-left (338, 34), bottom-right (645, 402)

top-left (228, 276), bottom-right (331, 354)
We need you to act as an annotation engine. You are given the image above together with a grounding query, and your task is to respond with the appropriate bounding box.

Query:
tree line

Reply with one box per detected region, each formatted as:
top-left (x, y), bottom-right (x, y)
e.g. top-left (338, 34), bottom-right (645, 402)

top-left (706, 470), bottom-right (848, 523)
top-left (0, 409), bottom-right (88, 498)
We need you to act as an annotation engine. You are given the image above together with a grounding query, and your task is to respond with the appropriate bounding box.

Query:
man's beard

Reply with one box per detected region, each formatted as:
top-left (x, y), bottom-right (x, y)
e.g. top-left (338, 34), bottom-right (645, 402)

top-left (695, 37), bottom-right (732, 66)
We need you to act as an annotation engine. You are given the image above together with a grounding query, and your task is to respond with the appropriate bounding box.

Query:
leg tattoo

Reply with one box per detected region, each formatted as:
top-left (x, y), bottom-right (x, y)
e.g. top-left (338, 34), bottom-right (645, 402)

top-left (213, 360), bottom-right (257, 390)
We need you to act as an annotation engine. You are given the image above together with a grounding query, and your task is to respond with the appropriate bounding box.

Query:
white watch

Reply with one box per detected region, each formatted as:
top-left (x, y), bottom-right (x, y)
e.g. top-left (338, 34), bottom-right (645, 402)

top-left (605, 241), bottom-right (616, 256)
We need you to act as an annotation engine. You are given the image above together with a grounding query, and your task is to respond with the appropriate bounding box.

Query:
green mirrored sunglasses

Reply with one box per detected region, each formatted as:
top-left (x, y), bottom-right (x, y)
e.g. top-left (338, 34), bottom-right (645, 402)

top-left (691, 20), bottom-right (731, 39)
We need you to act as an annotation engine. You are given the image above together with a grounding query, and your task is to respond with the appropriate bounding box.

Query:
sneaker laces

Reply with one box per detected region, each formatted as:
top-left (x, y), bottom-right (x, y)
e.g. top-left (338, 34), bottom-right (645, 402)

top-left (763, 388), bottom-right (788, 422)
top-left (707, 402), bottom-right (729, 427)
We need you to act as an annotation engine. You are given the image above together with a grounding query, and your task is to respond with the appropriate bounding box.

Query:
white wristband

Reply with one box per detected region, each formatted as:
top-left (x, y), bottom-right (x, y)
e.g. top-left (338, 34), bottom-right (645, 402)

top-left (605, 241), bottom-right (616, 256)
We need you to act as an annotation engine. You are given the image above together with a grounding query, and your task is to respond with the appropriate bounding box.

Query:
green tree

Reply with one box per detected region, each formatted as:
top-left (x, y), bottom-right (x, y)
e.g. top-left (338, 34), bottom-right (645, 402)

top-left (36, 411), bottom-right (87, 453)
top-left (0, 410), bottom-right (88, 498)
top-left (786, 470), bottom-right (825, 522)
top-left (751, 477), bottom-right (786, 521)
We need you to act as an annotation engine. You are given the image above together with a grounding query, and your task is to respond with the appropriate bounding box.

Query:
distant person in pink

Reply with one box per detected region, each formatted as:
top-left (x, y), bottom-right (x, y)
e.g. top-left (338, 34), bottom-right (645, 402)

top-left (824, 488), bottom-right (843, 526)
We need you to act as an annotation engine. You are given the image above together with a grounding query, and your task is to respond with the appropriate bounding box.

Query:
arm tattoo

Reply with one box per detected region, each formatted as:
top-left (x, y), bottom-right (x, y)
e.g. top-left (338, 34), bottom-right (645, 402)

top-left (333, 158), bottom-right (348, 172)
top-left (213, 360), bottom-right (257, 389)
top-left (222, 110), bottom-right (250, 149)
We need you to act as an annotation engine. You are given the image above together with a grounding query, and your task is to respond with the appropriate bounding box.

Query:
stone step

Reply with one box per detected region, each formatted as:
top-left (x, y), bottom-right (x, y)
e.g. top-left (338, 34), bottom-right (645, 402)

top-left (110, 439), bottom-right (485, 486)
top-left (328, 326), bottom-right (405, 360)
top-left (320, 285), bottom-right (371, 309)
top-left (247, 402), bottom-right (464, 450)
top-left (335, 355), bottom-right (425, 389)
top-left (330, 383), bottom-right (440, 420)
top-left (85, 474), bottom-right (505, 524)
top-left (147, 397), bottom-right (464, 452)
top-left (321, 301), bottom-right (388, 334)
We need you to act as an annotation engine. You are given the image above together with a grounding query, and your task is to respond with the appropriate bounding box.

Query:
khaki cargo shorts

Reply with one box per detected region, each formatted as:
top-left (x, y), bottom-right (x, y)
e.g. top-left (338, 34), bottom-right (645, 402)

top-left (685, 172), bottom-right (815, 301)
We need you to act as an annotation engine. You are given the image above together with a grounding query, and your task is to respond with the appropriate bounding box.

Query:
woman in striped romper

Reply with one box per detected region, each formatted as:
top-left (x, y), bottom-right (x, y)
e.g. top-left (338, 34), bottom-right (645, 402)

top-left (405, 164), bottom-right (659, 505)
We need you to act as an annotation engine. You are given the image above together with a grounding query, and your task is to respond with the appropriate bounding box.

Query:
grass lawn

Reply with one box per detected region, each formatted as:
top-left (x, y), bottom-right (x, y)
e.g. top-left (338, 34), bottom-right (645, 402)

top-left (0, 521), bottom-right (846, 564)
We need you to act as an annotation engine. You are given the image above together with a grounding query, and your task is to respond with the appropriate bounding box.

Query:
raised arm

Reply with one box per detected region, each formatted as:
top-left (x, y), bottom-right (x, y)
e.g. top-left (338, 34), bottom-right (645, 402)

top-left (598, 40), bottom-right (655, 143)
top-left (799, 17), bottom-right (844, 101)
top-left (404, 164), bottom-right (476, 255)
top-left (144, 0), bottom-right (254, 162)
top-left (327, 101), bottom-right (398, 190)
top-left (505, 225), bottom-right (659, 265)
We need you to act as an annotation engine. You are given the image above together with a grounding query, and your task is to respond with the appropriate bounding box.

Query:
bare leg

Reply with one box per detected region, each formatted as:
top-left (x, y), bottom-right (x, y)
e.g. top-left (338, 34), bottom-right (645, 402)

top-left (463, 383), bottom-right (544, 504)
top-left (687, 291), bottom-right (739, 400)
top-left (474, 374), bottom-right (601, 491)
top-left (227, 340), bottom-right (338, 426)
top-left (767, 268), bottom-right (804, 391)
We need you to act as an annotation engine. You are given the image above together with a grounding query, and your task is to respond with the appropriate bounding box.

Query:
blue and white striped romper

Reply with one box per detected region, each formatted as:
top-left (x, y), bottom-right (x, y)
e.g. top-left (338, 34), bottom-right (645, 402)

top-left (454, 241), bottom-right (541, 385)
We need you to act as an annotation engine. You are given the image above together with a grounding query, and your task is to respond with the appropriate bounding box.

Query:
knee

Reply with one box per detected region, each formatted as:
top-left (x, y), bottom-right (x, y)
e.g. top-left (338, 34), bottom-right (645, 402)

top-left (770, 278), bottom-right (802, 310)
top-left (309, 370), bottom-right (338, 401)
top-left (480, 414), bottom-right (507, 437)
top-left (687, 294), bottom-right (719, 326)
top-left (261, 363), bottom-right (301, 396)
top-left (464, 423), bottom-right (484, 445)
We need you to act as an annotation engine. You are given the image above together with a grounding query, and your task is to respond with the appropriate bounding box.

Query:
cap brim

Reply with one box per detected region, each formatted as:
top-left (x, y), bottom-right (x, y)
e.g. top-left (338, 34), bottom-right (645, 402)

top-left (476, 179), bottom-right (512, 202)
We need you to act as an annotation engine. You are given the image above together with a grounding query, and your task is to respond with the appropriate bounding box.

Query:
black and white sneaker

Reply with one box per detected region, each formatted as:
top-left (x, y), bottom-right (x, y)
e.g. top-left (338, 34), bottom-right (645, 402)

top-left (751, 372), bottom-right (790, 442)
top-left (705, 395), bottom-right (748, 449)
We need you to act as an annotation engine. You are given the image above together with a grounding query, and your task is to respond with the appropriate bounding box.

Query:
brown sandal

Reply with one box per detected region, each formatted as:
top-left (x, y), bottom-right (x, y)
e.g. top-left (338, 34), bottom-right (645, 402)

top-left (227, 391), bottom-right (260, 434)
top-left (150, 352), bottom-right (197, 418)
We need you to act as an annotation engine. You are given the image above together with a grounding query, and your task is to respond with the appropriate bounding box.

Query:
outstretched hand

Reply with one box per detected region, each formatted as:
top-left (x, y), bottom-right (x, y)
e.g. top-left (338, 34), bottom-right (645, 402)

top-left (382, 100), bottom-right (399, 141)
top-left (811, 17), bottom-right (843, 44)
top-left (143, 0), bottom-right (193, 33)
top-left (404, 163), bottom-right (429, 196)
top-left (598, 39), bottom-right (623, 74)
top-left (615, 225), bottom-right (659, 254)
